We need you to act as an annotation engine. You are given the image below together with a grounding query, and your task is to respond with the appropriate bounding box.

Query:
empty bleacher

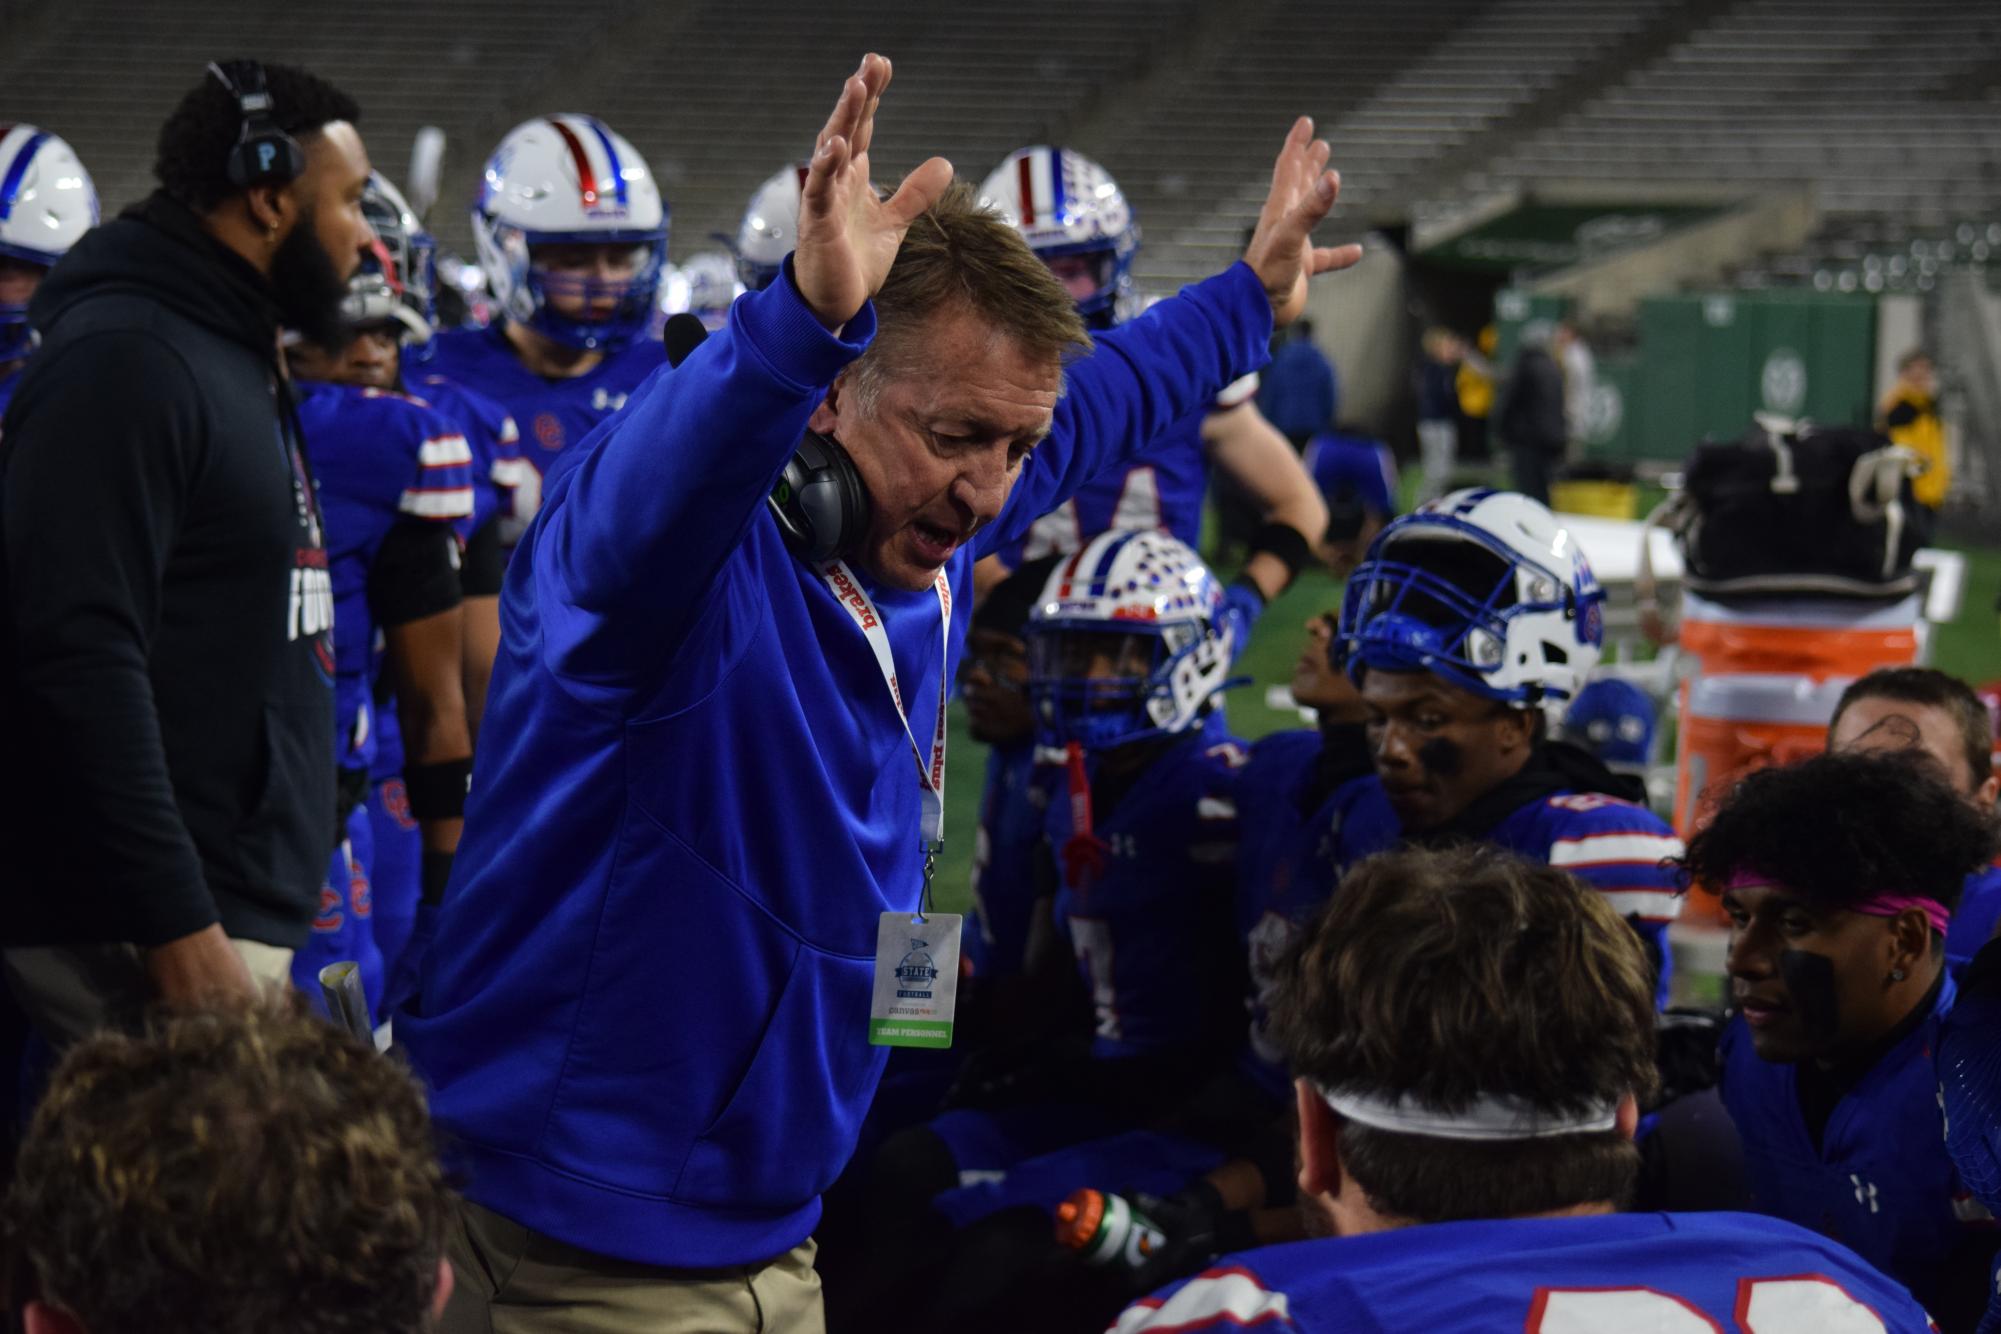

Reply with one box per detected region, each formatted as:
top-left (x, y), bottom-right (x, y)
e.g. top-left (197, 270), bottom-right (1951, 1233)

top-left (3, 0), bottom-right (1996, 299)
top-left (1472, 0), bottom-right (2001, 228)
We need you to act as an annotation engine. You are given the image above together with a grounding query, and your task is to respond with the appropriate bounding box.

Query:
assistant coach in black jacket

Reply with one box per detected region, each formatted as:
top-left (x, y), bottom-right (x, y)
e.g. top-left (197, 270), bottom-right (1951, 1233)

top-left (0, 63), bottom-right (375, 1033)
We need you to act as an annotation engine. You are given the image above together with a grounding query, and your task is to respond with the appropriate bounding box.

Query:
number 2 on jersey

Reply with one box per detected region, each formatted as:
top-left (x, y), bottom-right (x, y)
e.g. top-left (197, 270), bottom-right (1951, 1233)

top-left (1531, 1277), bottom-right (1890, 1333)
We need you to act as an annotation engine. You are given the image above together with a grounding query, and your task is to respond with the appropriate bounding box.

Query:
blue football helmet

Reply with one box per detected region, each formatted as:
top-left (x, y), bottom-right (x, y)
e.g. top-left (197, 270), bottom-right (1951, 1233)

top-left (1338, 488), bottom-right (1605, 718)
top-left (1561, 677), bottom-right (1658, 770)
top-left (1026, 529), bottom-right (1238, 751)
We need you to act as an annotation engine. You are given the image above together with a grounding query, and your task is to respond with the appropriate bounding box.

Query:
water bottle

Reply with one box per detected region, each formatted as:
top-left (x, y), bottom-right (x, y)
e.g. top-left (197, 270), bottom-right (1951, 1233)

top-left (1054, 1188), bottom-right (1165, 1269)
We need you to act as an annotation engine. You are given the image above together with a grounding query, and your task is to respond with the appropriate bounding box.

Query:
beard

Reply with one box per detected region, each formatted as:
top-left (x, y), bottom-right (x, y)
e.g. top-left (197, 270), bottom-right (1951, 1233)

top-left (272, 218), bottom-right (352, 352)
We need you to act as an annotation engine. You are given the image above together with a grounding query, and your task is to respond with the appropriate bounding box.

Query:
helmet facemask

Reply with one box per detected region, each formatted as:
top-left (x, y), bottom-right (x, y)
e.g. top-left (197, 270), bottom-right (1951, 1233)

top-left (1028, 621), bottom-right (1212, 751)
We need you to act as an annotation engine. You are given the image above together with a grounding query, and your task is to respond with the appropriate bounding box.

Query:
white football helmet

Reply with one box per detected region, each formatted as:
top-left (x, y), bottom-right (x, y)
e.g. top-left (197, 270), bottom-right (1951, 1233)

top-left (679, 249), bottom-right (744, 329)
top-left (1026, 529), bottom-right (1237, 749)
top-left (734, 162), bottom-right (809, 293)
top-left (978, 146), bottom-right (1139, 328)
top-left (1337, 488), bottom-right (1605, 717)
top-left (0, 125), bottom-right (98, 362)
top-left (471, 115), bottom-right (667, 351)
top-left (344, 172), bottom-right (432, 345)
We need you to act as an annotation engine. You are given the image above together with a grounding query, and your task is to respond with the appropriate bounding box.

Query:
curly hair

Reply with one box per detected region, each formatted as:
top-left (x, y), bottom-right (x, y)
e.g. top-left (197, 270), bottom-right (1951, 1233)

top-left (1681, 748), bottom-right (1996, 910)
top-left (7, 999), bottom-right (451, 1334)
top-left (155, 61), bottom-right (362, 210)
top-left (1271, 845), bottom-right (1659, 1223)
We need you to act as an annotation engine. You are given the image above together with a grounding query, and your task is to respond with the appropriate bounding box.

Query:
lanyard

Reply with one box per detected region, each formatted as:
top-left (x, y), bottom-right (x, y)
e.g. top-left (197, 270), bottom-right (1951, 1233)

top-left (821, 559), bottom-right (952, 910)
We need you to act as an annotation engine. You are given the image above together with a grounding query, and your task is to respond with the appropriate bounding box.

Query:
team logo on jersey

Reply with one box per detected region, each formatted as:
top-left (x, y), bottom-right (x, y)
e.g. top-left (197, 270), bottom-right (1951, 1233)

top-left (534, 412), bottom-right (564, 452)
top-left (895, 941), bottom-right (939, 999)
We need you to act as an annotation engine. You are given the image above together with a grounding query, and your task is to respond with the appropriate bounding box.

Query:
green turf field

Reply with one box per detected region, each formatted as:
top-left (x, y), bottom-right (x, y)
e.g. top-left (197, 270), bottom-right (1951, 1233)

top-left (928, 533), bottom-right (2001, 918)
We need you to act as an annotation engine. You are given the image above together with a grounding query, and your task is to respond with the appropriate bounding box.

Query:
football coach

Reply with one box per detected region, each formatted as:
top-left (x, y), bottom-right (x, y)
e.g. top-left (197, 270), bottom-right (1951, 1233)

top-left (402, 53), bottom-right (1359, 1333)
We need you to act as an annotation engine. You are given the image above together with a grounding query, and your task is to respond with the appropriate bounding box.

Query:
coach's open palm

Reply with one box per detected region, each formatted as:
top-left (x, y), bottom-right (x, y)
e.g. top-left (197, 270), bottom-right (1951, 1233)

top-left (795, 53), bottom-right (953, 331)
top-left (1243, 116), bottom-right (1364, 327)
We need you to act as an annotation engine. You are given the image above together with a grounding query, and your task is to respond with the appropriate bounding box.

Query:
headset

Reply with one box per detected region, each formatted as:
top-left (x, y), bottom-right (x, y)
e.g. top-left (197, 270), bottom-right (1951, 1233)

top-left (207, 59), bottom-right (304, 189)
top-left (767, 430), bottom-right (871, 564)
top-left (666, 313), bottom-right (871, 564)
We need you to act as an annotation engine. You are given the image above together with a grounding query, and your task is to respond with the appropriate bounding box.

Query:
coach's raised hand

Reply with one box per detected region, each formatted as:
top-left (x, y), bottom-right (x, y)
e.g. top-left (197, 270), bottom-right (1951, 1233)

top-left (1243, 116), bottom-right (1363, 327)
top-left (795, 53), bottom-right (953, 331)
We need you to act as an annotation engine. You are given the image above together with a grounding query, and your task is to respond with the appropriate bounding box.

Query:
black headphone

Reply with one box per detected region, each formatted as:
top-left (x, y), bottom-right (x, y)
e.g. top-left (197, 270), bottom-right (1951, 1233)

top-left (208, 59), bottom-right (305, 189)
top-left (767, 430), bottom-right (871, 564)
top-left (657, 314), bottom-right (870, 565)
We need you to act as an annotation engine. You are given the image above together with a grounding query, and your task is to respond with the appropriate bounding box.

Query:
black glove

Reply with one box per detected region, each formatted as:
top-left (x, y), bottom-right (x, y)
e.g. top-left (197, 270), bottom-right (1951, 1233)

top-left (1124, 1179), bottom-right (1255, 1295)
top-left (1653, 1007), bottom-right (1726, 1110)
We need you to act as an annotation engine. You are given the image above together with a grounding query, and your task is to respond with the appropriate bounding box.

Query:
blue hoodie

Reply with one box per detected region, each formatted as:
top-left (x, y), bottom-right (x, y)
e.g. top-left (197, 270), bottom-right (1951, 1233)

top-left (396, 258), bottom-right (1272, 1267)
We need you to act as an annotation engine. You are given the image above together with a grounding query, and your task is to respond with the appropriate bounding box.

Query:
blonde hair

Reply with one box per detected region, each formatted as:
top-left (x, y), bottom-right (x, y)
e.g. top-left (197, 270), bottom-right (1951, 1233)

top-left (847, 180), bottom-right (1091, 412)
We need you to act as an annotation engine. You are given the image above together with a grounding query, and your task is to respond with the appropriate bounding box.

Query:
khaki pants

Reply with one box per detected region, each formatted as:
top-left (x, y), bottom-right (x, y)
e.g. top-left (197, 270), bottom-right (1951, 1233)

top-left (442, 1197), bottom-right (824, 1334)
top-left (1, 938), bottom-right (297, 1047)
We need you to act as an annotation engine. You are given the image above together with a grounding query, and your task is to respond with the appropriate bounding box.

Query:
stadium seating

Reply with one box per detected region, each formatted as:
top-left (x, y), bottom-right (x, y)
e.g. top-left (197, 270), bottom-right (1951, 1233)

top-left (3, 0), bottom-right (1995, 296)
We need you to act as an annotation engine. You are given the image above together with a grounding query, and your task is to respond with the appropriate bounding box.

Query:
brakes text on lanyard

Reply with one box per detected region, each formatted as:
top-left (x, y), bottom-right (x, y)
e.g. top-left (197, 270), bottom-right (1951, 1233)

top-left (820, 559), bottom-right (951, 892)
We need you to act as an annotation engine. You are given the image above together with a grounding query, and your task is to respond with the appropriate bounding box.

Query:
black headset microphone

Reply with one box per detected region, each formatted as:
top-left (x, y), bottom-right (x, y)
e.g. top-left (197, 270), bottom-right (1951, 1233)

top-left (207, 59), bottom-right (305, 189)
top-left (661, 313), bottom-right (872, 565)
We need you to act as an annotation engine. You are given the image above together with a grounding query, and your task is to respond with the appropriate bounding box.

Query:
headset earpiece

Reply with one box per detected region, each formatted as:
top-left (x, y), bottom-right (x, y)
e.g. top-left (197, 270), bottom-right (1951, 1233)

top-left (209, 59), bottom-right (305, 190)
top-left (768, 430), bottom-right (871, 565)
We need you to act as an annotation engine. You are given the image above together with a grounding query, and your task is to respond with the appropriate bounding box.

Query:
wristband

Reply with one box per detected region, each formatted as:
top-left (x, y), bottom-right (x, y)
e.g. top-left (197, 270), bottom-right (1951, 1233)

top-left (1246, 521), bottom-right (1314, 587)
top-left (406, 758), bottom-right (473, 821)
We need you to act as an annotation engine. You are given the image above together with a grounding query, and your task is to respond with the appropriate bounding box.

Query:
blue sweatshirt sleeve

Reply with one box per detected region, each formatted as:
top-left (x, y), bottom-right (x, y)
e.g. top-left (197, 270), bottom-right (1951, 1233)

top-left (980, 262), bottom-right (1272, 556)
top-left (527, 261), bottom-right (874, 688)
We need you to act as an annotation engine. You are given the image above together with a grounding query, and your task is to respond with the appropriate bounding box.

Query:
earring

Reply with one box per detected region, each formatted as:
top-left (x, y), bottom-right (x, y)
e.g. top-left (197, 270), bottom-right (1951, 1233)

top-left (1890, 968), bottom-right (1907, 982)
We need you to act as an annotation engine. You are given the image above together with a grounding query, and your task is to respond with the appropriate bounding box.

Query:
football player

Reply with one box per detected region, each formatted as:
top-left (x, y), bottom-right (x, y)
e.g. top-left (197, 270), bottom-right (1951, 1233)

top-left (1299, 424), bottom-right (1397, 573)
top-left (0, 126), bottom-right (97, 417)
top-left (1048, 616), bottom-right (1382, 1307)
top-left (960, 553), bottom-right (1066, 986)
top-left (426, 115), bottom-right (667, 525)
top-left (1827, 666), bottom-right (2001, 973)
top-left (1694, 748), bottom-right (2000, 1329)
top-left (839, 532), bottom-right (1250, 1332)
top-left (1333, 488), bottom-right (1685, 1002)
top-left (732, 161), bottom-right (809, 294)
top-left (1558, 675), bottom-right (1659, 778)
top-left (293, 174), bottom-right (516, 1009)
top-left (285, 188), bottom-right (478, 1010)
top-left (1111, 845), bottom-right (1938, 1332)
top-left (973, 146), bottom-right (1326, 614)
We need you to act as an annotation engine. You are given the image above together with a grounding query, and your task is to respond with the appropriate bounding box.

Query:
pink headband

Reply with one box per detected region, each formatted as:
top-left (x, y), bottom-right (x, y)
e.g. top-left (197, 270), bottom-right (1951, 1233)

top-left (1720, 871), bottom-right (1950, 933)
top-left (1849, 894), bottom-right (1952, 934)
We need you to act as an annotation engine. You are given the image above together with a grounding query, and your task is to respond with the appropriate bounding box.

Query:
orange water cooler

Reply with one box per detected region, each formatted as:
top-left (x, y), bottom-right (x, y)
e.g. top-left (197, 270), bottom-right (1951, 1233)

top-left (1672, 593), bottom-right (1922, 924)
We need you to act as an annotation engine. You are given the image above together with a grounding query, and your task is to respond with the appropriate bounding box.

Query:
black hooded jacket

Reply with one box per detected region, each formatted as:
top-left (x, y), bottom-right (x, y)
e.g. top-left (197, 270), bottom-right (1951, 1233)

top-left (0, 192), bottom-right (334, 949)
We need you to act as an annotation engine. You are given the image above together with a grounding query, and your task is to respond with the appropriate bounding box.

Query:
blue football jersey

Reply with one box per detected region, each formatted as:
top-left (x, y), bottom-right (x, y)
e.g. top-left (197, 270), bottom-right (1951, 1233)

top-left (1948, 862), bottom-right (2001, 977)
top-left (412, 371), bottom-right (521, 542)
top-left (1722, 974), bottom-right (1986, 1320)
top-left (965, 741), bottom-right (1058, 979)
top-left (1335, 775), bottom-right (1685, 1005)
top-left (425, 322), bottom-right (664, 525)
top-left (1939, 939), bottom-right (2001, 1334)
top-left (297, 381), bottom-right (475, 774)
top-left (990, 377), bottom-right (1256, 567)
top-left (1235, 730), bottom-right (1369, 1100)
top-left (0, 364), bottom-right (20, 420)
top-left (1049, 714), bottom-right (1249, 1060)
top-left (291, 804), bottom-right (382, 1015)
top-left (1301, 430), bottom-right (1398, 520)
top-left (1113, 1211), bottom-right (1938, 1332)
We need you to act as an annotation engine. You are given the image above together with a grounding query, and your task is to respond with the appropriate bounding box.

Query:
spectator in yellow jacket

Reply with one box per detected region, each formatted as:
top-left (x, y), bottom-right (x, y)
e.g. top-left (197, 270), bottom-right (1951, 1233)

top-left (1880, 349), bottom-right (1947, 511)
